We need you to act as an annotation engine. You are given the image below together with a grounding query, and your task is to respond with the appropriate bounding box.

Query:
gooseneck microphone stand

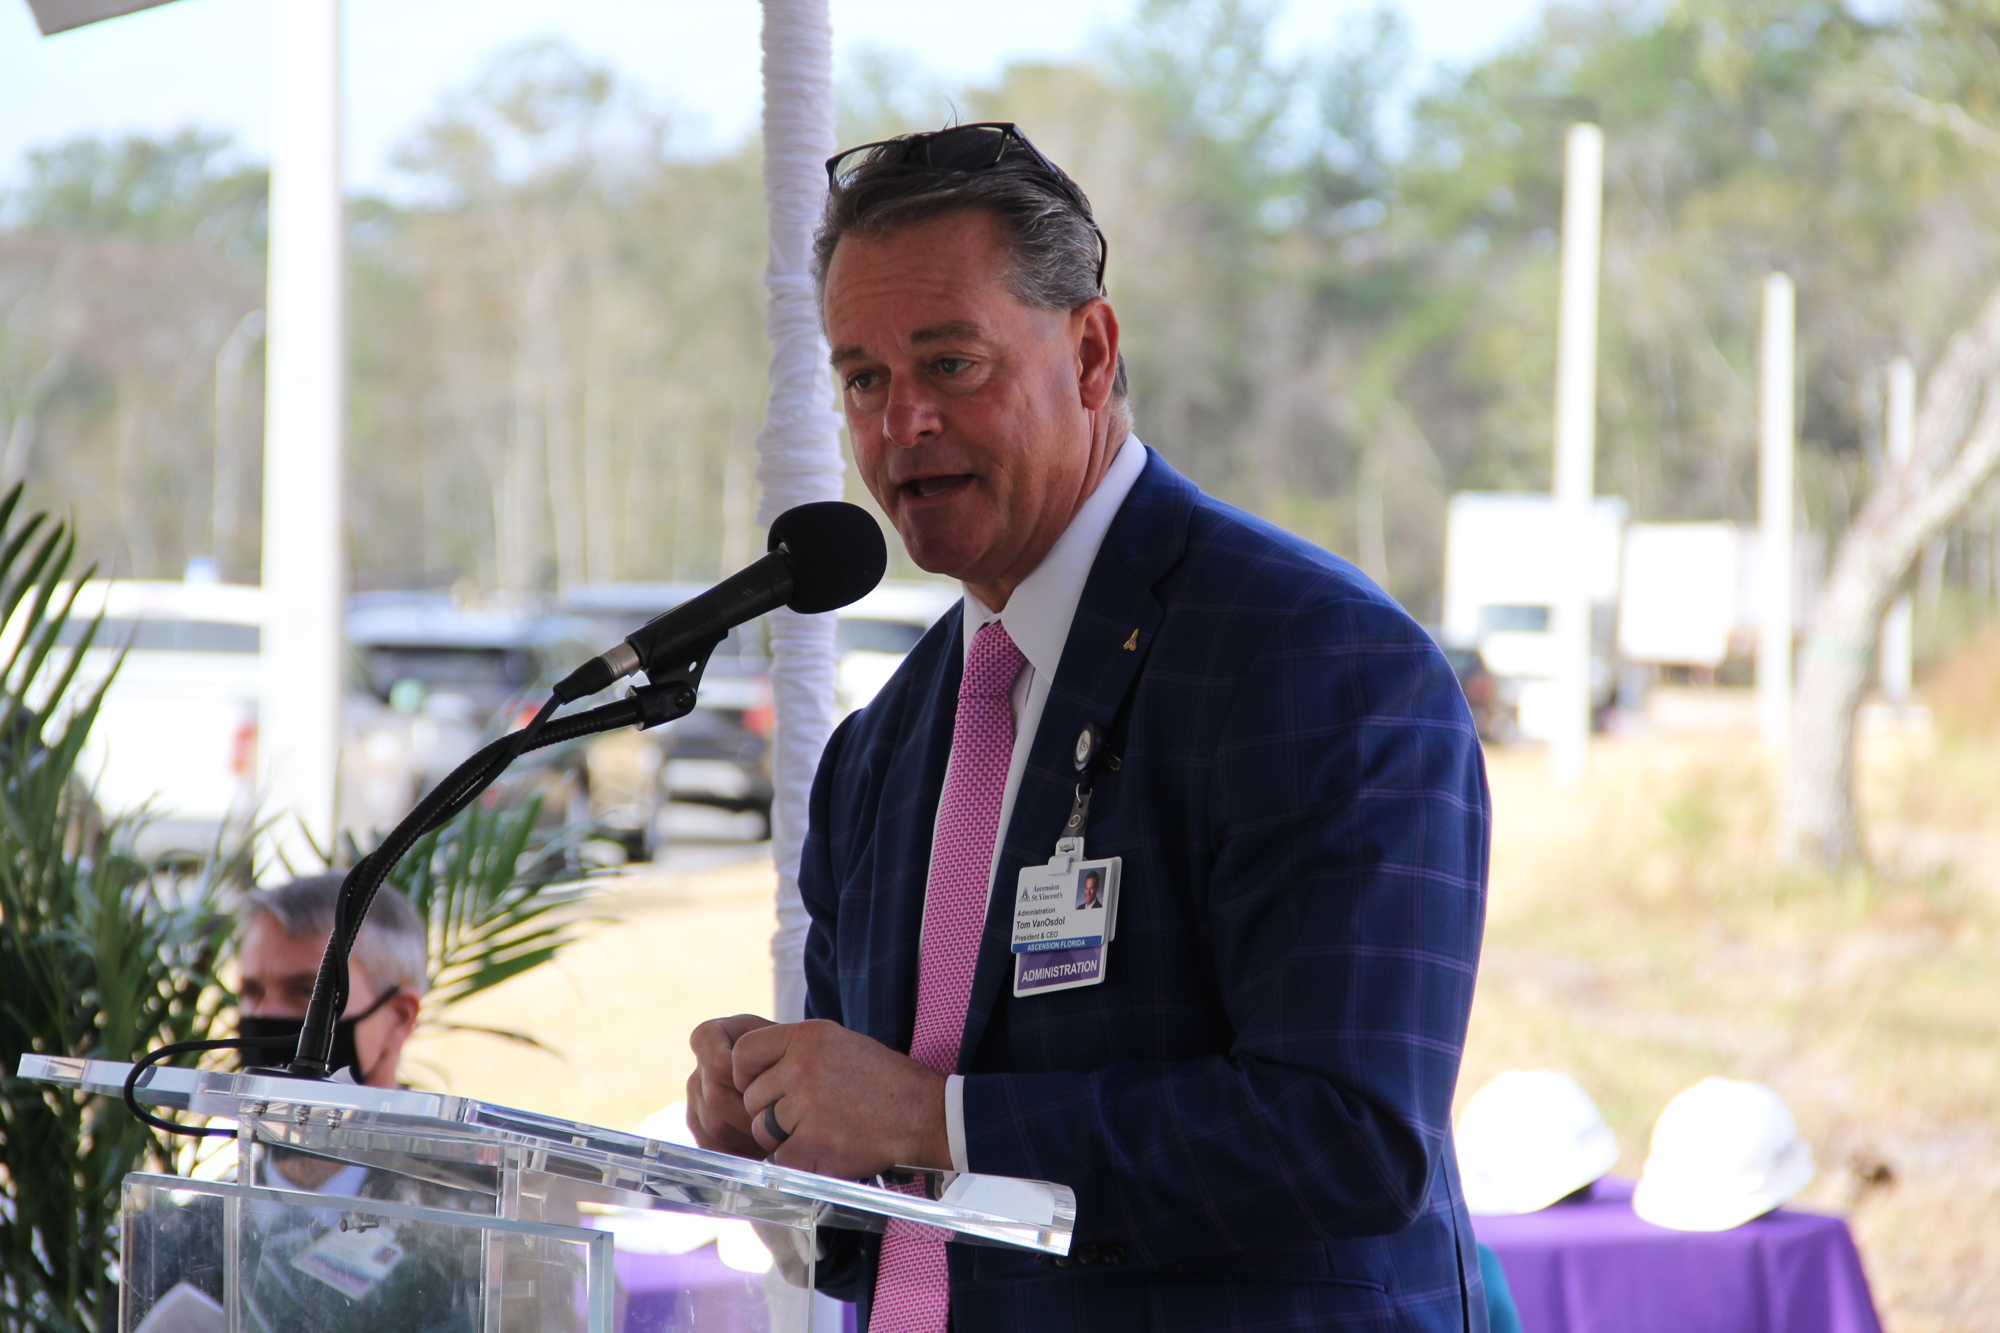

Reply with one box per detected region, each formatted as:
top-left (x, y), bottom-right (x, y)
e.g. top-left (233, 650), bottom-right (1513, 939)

top-left (121, 643), bottom-right (719, 1136)
top-left (123, 498), bottom-right (887, 1136)
top-left (284, 652), bottom-right (716, 1080)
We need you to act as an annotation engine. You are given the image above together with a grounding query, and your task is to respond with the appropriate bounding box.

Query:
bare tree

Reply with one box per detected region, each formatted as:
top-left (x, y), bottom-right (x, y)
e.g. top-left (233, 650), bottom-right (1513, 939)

top-left (1783, 284), bottom-right (2000, 866)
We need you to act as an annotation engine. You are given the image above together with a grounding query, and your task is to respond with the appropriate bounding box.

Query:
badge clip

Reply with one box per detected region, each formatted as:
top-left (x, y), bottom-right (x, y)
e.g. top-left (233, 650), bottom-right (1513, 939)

top-left (1053, 724), bottom-right (1119, 865)
top-left (1053, 784), bottom-right (1092, 867)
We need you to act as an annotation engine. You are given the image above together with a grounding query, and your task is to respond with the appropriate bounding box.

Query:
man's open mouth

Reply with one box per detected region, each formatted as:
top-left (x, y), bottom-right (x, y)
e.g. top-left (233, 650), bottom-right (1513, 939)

top-left (902, 474), bottom-right (972, 500)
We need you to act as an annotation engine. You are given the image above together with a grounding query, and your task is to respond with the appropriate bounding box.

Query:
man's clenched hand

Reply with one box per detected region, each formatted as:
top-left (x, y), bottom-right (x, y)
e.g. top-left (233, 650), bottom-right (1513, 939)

top-left (734, 1020), bottom-right (950, 1179)
top-left (686, 1014), bottom-right (776, 1157)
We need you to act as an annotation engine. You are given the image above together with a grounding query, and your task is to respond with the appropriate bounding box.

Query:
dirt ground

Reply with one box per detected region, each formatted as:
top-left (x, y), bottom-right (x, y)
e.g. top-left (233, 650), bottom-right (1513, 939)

top-left (1468, 707), bottom-right (2000, 1333)
top-left (412, 654), bottom-right (2000, 1332)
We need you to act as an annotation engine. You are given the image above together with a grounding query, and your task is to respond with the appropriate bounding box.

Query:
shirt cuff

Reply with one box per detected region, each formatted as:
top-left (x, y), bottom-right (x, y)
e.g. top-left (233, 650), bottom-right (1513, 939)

top-left (944, 1074), bottom-right (969, 1174)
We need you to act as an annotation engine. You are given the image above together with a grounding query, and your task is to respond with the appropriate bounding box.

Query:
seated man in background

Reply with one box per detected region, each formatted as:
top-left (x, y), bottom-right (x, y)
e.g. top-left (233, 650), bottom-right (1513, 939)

top-left (125, 881), bottom-right (552, 1326)
top-left (234, 875), bottom-right (426, 1192)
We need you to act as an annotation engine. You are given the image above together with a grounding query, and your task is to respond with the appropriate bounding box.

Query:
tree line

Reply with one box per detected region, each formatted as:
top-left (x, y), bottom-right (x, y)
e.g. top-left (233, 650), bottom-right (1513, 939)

top-left (4, 0), bottom-right (2000, 634)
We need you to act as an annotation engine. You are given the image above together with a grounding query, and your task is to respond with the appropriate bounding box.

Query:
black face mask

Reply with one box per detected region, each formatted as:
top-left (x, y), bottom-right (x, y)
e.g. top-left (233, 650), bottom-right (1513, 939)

top-left (237, 986), bottom-right (400, 1082)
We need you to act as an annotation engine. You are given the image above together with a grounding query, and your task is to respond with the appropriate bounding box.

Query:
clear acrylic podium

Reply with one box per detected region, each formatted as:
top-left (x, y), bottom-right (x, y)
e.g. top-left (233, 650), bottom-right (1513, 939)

top-left (19, 1055), bottom-right (1075, 1333)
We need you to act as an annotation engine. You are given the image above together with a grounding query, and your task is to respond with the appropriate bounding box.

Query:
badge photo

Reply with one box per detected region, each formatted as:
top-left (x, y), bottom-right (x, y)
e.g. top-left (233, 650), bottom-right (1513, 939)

top-left (1075, 865), bottom-right (1109, 912)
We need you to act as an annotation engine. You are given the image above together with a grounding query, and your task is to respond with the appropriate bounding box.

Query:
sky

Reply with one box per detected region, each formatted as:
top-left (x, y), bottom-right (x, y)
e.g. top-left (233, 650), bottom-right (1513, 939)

top-left (0, 0), bottom-right (1548, 198)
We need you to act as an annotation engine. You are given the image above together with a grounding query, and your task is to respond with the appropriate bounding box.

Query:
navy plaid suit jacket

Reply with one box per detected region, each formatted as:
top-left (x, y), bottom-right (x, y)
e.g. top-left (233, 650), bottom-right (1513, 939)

top-left (801, 449), bottom-right (1491, 1332)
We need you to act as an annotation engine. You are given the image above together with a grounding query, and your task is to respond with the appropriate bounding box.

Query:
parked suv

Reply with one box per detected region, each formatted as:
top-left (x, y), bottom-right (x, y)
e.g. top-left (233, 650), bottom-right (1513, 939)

top-left (343, 594), bottom-right (599, 841)
top-left (557, 583), bottom-right (775, 850)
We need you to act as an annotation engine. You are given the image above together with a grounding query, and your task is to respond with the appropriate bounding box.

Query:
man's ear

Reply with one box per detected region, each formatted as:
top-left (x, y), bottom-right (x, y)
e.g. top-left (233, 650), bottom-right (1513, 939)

top-left (360, 991), bottom-right (423, 1088)
top-left (377, 991), bottom-right (421, 1055)
top-left (1073, 297), bottom-right (1121, 412)
top-left (388, 990), bottom-right (421, 1037)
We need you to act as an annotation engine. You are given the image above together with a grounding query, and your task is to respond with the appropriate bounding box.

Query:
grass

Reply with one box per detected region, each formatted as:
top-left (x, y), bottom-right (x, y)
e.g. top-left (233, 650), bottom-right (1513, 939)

top-left (1466, 664), bottom-right (2000, 1332)
top-left (413, 639), bottom-right (2000, 1332)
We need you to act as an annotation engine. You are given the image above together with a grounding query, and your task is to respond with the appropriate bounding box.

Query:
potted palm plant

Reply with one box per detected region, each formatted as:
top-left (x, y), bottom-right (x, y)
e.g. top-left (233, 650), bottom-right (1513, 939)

top-left (0, 487), bottom-right (608, 1333)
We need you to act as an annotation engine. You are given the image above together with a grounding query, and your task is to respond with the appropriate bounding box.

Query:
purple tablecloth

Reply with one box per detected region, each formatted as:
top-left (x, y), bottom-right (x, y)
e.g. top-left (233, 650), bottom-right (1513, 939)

top-left (615, 1245), bottom-right (857, 1333)
top-left (1472, 1178), bottom-right (1881, 1333)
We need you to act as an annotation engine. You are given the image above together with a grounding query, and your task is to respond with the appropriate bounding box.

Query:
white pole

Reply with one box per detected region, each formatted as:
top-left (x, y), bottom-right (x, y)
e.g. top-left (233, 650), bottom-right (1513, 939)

top-left (213, 308), bottom-right (264, 580)
top-left (757, 0), bottom-right (845, 1028)
top-left (1879, 356), bottom-right (1915, 706)
top-left (1550, 123), bottom-right (1603, 786)
top-left (756, 11), bottom-right (849, 1329)
top-left (1757, 273), bottom-right (1796, 750)
top-left (260, 0), bottom-right (346, 870)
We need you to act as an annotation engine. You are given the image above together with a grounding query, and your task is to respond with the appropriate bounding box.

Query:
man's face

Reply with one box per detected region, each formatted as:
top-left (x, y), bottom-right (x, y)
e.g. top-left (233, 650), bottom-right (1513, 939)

top-left (825, 209), bottom-right (1121, 601)
top-left (236, 917), bottom-right (418, 1088)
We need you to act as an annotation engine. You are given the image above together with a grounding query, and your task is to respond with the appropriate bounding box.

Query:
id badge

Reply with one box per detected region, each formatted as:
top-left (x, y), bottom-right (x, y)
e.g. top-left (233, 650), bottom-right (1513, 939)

top-left (292, 1223), bottom-right (405, 1299)
top-left (1011, 855), bottom-right (1121, 996)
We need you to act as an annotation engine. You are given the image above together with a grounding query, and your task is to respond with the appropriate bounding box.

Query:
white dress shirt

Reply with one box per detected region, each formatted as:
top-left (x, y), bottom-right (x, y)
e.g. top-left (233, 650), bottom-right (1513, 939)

top-left (935, 431), bottom-right (1148, 1173)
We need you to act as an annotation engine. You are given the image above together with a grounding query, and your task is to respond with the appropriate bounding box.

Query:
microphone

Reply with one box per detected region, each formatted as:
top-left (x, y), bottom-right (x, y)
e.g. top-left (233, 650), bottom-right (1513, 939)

top-left (554, 501), bottom-right (887, 701)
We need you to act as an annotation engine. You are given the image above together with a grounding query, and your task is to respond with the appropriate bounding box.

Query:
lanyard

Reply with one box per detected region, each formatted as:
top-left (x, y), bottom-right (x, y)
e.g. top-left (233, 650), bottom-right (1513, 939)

top-left (1054, 722), bottom-right (1120, 861)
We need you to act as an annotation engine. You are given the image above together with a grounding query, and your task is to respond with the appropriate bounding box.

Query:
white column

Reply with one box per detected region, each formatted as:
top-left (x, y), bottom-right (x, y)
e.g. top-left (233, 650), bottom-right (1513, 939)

top-left (1757, 273), bottom-right (1796, 750)
top-left (756, 11), bottom-right (850, 1329)
top-left (1550, 123), bottom-right (1603, 786)
top-left (1879, 356), bottom-right (1915, 705)
top-left (757, 0), bottom-right (845, 1027)
top-left (213, 308), bottom-right (265, 580)
top-left (260, 0), bottom-right (346, 869)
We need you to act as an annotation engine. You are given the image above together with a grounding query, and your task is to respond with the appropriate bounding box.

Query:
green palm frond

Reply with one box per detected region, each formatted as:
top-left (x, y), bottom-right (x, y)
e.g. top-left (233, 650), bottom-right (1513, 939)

top-left (419, 1020), bottom-right (559, 1053)
top-left (375, 794), bottom-right (611, 1031)
top-left (0, 484), bottom-right (239, 1333)
top-left (0, 479), bottom-right (610, 1330)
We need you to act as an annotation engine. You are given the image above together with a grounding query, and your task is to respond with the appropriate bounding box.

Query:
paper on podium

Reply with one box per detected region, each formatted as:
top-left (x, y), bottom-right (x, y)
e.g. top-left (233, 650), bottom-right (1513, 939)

top-left (131, 1282), bottom-right (223, 1333)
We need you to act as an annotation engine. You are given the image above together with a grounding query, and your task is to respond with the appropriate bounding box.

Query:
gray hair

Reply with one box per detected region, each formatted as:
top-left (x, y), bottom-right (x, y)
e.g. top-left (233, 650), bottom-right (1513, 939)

top-left (811, 132), bottom-right (1129, 408)
top-left (237, 875), bottom-right (429, 998)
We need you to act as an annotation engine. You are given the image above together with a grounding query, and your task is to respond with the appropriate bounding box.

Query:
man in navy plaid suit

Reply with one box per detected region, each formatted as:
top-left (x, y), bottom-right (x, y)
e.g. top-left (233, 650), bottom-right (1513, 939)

top-left (688, 124), bottom-right (1490, 1332)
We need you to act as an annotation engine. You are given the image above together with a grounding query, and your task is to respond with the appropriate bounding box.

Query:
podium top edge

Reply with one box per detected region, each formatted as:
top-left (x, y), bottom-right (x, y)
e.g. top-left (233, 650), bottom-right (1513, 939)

top-left (17, 1054), bottom-right (474, 1121)
top-left (16, 1054), bottom-right (1077, 1255)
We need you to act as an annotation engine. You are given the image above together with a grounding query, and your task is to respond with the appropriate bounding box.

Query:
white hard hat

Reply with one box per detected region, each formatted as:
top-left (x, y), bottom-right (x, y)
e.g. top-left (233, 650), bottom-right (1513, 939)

top-left (1456, 1070), bottom-right (1620, 1215)
top-left (1632, 1077), bottom-right (1816, 1232)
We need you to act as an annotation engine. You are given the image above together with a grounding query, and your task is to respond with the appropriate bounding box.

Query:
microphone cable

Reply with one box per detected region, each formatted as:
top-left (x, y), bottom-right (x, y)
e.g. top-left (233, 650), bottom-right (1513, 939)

top-left (122, 1035), bottom-right (303, 1139)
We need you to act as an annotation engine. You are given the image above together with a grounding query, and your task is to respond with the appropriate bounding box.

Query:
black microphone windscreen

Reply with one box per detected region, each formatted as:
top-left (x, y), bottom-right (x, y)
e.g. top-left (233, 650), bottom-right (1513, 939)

top-left (767, 502), bottom-right (889, 614)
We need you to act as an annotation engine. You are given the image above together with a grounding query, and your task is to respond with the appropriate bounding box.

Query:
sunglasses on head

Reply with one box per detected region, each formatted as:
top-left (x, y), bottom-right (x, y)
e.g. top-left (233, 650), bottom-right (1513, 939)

top-left (824, 122), bottom-right (1108, 291)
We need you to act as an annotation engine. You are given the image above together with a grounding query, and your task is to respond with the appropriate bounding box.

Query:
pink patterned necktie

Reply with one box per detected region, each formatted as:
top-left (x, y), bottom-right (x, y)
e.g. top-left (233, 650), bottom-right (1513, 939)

top-left (872, 620), bottom-right (1026, 1333)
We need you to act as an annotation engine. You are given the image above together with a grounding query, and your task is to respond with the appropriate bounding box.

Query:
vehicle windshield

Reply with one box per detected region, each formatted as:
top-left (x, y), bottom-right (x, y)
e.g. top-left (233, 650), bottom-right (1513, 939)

top-left (838, 619), bottom-right (927, 656)
top-left (359, 645), bottom-right (538, 695)
top-left (56, 617), bottom-right (260, 653)
top-left (1476, 604), bottom-right (1550, 635)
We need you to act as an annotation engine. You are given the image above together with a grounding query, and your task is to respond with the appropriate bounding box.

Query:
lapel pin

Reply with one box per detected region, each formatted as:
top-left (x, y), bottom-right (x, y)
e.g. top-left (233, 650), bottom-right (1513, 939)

top-left (1122, 628), bottom-right (1139, 651)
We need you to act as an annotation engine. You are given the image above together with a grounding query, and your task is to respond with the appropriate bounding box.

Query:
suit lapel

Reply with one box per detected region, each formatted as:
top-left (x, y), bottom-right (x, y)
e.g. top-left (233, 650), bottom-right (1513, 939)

top-left (956, 451), bottom-right (1197, 1068)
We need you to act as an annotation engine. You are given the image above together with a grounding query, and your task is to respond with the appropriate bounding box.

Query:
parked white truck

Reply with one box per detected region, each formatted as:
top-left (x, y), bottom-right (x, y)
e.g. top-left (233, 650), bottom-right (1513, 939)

top-left (53, 579), bottom-right (267, 861)
top-left (1442, 493), bottom-right (1627, 740)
